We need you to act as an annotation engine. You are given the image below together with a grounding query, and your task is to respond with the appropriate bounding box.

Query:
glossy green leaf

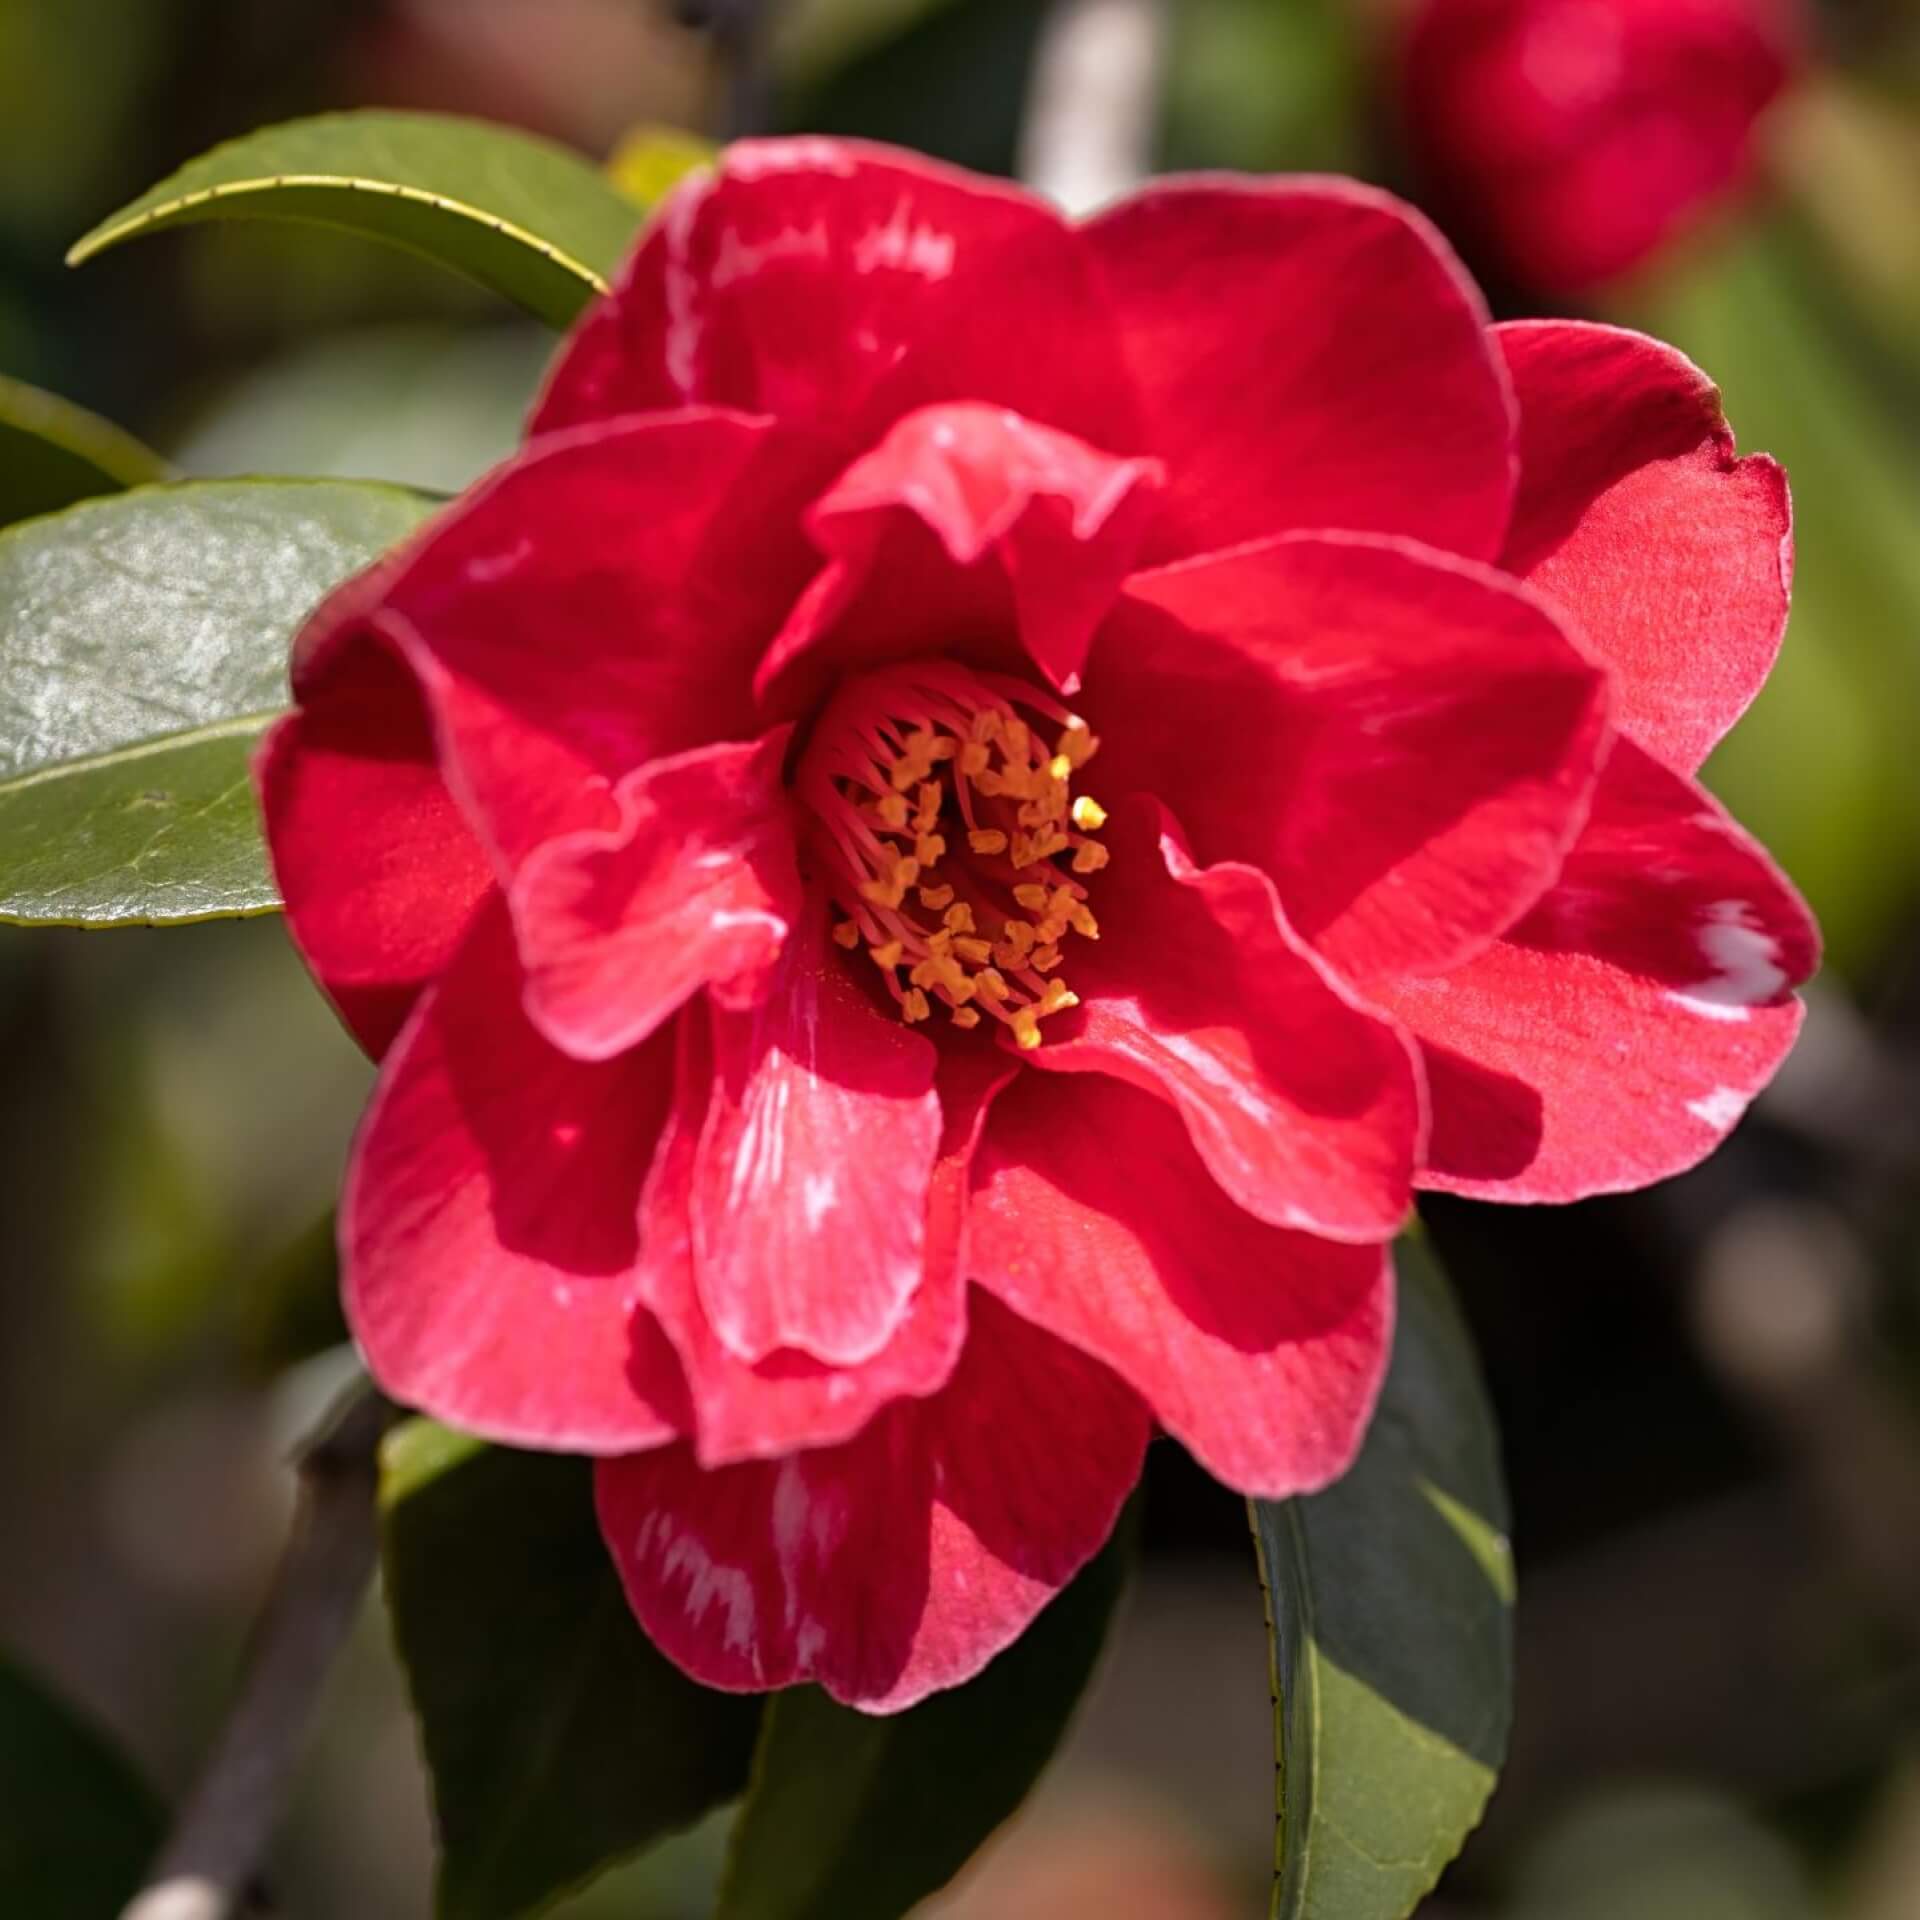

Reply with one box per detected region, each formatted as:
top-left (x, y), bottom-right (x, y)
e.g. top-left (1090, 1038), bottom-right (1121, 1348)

top-left (0, 478), bottom-right (436, 925)
top-left (1251, 1238), bottom-right (1514, 1920)
top-left (380, 1424), bottom-right (762, 1920)
top-left (718, 1503), bottom-right (1137, 1920)
top-left (0, 1653), bottom-right (164, 1918)
top-left (0, 373), bottom-right (172, 527)
top-left (69, 111), bottom-right (649, 328)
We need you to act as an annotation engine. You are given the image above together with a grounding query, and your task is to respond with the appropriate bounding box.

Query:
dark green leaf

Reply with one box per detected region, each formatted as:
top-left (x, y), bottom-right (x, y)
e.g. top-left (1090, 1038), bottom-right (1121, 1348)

top-left (717, 1501), bottom-right (1138, 1920)
top-left (0, 478), bottom-right (436, 925)
top-left (1251, 1237), bottom-right (1514, 1920)
top-left (379, 1423), bottom-right (762, 1920)
top-left (69, 111), bottom-right (650, 328)
top-left (0, 373), bottom-right (172, 527)
top-left (0, 1653), bottom-right (164, 1919)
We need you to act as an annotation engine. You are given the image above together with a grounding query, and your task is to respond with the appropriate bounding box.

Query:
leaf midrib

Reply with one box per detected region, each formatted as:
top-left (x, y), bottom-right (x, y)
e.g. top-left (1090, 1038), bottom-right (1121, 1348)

top-left (0, 708), bottom-right (281, 797)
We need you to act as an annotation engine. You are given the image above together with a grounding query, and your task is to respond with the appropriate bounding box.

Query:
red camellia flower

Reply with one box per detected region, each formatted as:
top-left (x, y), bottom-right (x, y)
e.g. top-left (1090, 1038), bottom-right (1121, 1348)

top-left (259, 138), bottom-right (1817, 1711)
top-left (1400, 0), bottom-right (1807, 293)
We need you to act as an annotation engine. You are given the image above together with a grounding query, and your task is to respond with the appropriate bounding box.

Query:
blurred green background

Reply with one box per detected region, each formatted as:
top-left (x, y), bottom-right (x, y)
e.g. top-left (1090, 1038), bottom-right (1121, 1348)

top-left (3, 1), bottom-right (1919, 1915)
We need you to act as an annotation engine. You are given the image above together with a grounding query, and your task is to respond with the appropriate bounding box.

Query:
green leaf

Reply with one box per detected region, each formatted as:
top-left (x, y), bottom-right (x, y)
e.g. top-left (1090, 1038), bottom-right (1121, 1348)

top-left (69, 111), bottom-right (650, 328)
top-left (0, 478), bottom-right (436, 926)
top-left (380, 1423), bottom-right (762, 1920)
top-left (717, 1503), bottom-right (1138, 1920)
top-left (0, 373), bottom-right (172, 527)
top-left (0, 1653), bottom-right (164, 1918)
top-left (1251, 1237), bottom-right (1514, 1920)
top-left (605, 125), bottom-right (718, 209)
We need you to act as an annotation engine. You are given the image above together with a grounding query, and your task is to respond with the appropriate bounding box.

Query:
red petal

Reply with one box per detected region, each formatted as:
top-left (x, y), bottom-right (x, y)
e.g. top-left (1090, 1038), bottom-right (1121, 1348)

top-left (970, 1072), bottom-right (1391, 1498)
top-left (1498, 320), bottom-right (1792, 774)
top-left (533, 139), bottom-right (1133, 457)
top-left (1022, 796), bottom-right (1420, 1240)
top-left (512, 731), bottom-right (803, 1062)
top-left (341, 902), bottom-right (687, 1451)
top-left (755, 403), bottom-right (1162, 710)
top-left (1101, 531), bottom-right (1609, 983)
top-left (688, 908), bottom-right (943, 1368)
top-left (1082, 175), bottom-right (1514, 564)
top-left (1381, 741), bottom-right (1819, 1200)
top-left (370, 411), bottom-right (825, 872)
top-left (634, 1026), bottom-right (1010, 1467)
top-left (258, 590), bottom-right (492, 1059)
top-left (594, 1288), bottom-right (1148, 1709)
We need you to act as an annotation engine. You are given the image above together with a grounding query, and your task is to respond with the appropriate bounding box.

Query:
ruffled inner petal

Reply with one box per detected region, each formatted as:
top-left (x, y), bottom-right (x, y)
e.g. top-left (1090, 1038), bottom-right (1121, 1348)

top-left (1096, 530), bottom-right (1610, 985)
top-left (688, 906), bottom-right (943, 1368)
top-left (970, 1070), bottom-right (1393, 1499)
top-left (1018, 794), bottom-right (1421, 1241)
top-left (755, 402), bottom-right (1162, 713)
top-left (593, 1288), bottom-right (1148, 1710)
top-left (632, 1026), bottom-right (1009, 1467)
top-left (513, 730), bottom-right (804, 1062)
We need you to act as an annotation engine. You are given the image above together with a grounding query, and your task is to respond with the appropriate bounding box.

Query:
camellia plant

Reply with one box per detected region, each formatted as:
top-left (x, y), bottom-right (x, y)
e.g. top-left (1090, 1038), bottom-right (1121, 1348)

top-left (0, 106), bottom-right (1815, 1920)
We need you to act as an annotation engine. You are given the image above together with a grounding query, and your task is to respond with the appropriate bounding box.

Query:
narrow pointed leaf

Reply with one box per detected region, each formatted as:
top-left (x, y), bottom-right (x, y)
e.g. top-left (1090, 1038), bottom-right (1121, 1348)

top-left (379, 1424), bottom-right (762, 1920)
top-left (1251, 1237), bottom-right (1514, 1920)
top-left (0, 374), bottom-right (172, 527)
top-left (68, 112), bottom-right (650, 328)
top-left (0, 478), bottom-right (436, 925)
top-left (0, 1654), bottom-right (164, 1918)
top-left (717, 1504), bottom-right (1138, 1920)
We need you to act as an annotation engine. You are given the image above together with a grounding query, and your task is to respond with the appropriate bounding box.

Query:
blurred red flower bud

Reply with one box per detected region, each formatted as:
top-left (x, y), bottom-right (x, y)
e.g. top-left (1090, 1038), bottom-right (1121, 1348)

top-left (1401, 0), bottom-right (1808, 293)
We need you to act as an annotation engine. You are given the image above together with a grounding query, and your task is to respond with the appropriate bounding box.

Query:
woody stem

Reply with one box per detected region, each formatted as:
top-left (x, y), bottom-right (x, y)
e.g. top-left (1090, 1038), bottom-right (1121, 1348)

top-left (119, 1384), bottom-right (396, 1920)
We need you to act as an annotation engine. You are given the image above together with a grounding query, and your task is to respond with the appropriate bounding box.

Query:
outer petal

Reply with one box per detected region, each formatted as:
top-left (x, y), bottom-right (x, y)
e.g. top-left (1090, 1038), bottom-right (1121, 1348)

top-left (512, 731), bottom-right (803, 1062)
top-left (357, 411), bottom-right (826, 873)
top-left (689, 908), bottom-right (942, 1368)
top-left (594, 1288), bottom-right (1149, 1710)
top-left (340, 902), bottom-right (686, 1452)
top-left (969, 1072), bottom-right (1392, 1499)
top-left (258, 580), bottom-right (492, 1059)
top-left (532, 139), bottom-right (1134, 457)
top-left (1100, 531), bottom-right (1610, 984)
top-left (1082, 175), bottom-right (1515, 565)
top-left (636, 1027), bottom-right (1010, 1467)
top-left (1498, 321), bottom-right (1792, 774)
top-left (1379, 740), bottom-right (1820, 1201)
top-left (755, 402), bottom-right (1163, 711)
top-left (1023, 796), bottom-right (1420, 1240)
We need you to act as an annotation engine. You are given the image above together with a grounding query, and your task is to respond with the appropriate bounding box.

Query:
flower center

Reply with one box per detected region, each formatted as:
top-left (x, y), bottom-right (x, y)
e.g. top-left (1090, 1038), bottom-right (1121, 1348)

top-left (795, 660), bottom-right (1111, 1049)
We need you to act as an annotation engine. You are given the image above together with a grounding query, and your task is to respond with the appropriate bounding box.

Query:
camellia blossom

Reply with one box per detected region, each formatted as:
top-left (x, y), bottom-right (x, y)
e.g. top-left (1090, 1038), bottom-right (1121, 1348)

top-left (259, 137), bottom-right (1817, 1711)
top-left (1400, 0), bottom-right (1807, 294)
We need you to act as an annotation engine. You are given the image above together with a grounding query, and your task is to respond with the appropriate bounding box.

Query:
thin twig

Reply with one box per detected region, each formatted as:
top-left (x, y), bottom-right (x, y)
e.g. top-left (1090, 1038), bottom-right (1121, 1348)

top-left (676, 0), bottom-right (783, 141)
top-left (1019, 0), bottom-right (1170, 215)
top-left (120, 1386), bottom-right (396, 1920)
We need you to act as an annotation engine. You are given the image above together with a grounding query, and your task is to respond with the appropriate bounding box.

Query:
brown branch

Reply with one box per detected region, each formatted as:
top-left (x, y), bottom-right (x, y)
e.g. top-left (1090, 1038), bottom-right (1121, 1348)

top-left (120, 1385), bottom-right (396, 1920)
top-left (675, 0), bottom-right (784, 140)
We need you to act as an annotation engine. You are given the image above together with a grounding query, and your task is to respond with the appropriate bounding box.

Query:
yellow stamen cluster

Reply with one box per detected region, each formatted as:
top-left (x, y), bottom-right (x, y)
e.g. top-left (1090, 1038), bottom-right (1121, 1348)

top-left (816, 680), bottom-right (1111, 1048)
